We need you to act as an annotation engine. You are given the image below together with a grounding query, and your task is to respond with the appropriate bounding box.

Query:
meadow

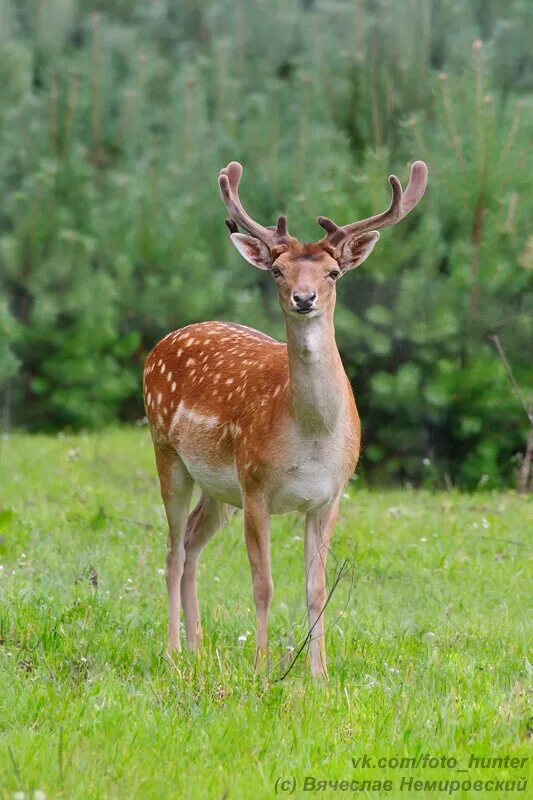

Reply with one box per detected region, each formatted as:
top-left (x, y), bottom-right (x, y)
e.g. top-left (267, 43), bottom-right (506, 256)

top-left (0, 428), bottom-right (531, 798)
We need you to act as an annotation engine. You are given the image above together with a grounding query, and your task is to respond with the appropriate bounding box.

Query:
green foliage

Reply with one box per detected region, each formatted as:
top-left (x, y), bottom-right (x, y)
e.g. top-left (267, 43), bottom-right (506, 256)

top-left (0, 0), bottom-right (532, 486)
top-left (0, 299), bottom-right (20, 386)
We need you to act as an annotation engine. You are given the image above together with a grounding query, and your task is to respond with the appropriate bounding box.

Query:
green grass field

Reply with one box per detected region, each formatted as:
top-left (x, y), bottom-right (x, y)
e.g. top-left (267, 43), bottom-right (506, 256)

top-left (0, 429), bottom-right (531, 799)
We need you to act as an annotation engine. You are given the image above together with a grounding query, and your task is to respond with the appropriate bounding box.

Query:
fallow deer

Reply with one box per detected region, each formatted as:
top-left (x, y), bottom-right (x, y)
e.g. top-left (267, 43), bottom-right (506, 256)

top-left (143, 159), bottom-right (428, 678)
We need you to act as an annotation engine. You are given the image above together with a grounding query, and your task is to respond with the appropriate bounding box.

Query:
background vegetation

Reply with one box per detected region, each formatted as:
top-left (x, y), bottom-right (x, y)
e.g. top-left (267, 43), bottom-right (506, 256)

top-left (0, 0), bottom-right (532, 487)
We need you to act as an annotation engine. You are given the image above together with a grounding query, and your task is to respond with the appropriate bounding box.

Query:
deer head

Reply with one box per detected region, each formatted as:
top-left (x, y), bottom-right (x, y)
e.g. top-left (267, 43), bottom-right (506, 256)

top-left (219, 160), bottom-right (428, 319)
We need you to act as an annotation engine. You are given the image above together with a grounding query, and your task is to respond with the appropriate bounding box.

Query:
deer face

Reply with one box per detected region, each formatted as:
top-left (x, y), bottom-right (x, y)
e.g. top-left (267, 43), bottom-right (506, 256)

top-left (219, 159), bottom-right (427, 320)
top-left (271, 248), bottom-right (338, 319)
top-left (230, 234), bottom-right (380, 320)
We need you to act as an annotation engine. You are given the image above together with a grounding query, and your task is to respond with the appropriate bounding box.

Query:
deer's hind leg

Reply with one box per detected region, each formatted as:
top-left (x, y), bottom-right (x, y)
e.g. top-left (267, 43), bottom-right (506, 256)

top-left (181, 492), bottom-right (230, 649)
top-left (154, 444), bottom-right (193, 654)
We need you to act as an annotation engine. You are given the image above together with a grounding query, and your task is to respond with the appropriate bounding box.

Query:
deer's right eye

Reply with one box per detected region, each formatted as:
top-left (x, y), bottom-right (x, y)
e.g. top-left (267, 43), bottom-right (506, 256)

top-left (271, 267), bottom-right (283, 278)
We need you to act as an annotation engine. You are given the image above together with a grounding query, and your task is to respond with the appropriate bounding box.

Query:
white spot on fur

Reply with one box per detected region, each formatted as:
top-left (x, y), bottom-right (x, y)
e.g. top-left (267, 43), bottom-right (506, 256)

top-left (186, 358), bottom-right (195, 367)
top-left (171, 382), bottom-right (176, 392)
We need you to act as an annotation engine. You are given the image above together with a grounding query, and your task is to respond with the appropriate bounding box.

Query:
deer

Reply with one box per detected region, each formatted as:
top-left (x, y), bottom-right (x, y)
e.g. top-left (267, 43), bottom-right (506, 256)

top-left (143, 159), bottom-right (428, 678)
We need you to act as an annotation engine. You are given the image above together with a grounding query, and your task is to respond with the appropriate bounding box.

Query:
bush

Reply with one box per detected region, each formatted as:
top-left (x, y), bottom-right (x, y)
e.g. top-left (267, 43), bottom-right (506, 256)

top-left (0, 0), bottom-right (531, 487)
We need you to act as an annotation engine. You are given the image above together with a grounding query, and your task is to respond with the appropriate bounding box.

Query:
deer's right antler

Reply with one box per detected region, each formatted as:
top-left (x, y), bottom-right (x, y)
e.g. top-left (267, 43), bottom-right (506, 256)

top-left (219, 162), bottom-right (290, 249)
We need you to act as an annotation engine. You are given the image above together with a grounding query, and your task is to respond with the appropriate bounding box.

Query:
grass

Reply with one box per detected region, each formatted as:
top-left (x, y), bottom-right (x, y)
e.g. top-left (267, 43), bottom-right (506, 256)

top-left (0, 428), bottom-right (531, 799)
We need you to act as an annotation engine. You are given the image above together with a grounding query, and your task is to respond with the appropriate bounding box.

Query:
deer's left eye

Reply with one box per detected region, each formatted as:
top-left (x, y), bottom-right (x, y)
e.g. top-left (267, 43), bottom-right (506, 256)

top-left (328, 271), bottom-right (341, 280)
top-left (271, 267), bottom-right (283, 278)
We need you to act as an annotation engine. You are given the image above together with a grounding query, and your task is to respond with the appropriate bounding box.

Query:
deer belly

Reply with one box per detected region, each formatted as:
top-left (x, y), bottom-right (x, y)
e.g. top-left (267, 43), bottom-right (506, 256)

top-left (170, 401), bottom-right (243, 506)
top-left (268, 460), bottom-right (341, 514)
top-left (180, 454), bottom-right (243, 508)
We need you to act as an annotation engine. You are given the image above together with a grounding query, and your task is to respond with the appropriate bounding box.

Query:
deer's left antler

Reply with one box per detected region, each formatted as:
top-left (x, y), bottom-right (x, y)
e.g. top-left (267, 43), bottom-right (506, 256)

top-left (317, 160), bottom-right (428, 247)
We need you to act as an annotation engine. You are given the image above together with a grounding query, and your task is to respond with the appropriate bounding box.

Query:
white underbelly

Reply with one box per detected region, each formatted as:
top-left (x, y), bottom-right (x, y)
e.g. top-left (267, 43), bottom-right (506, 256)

top-left (268, 463), bottom-right (341, 514)
top-left (180, 432), bottom-right (346, 514)
top-left (180, 455), bottom-right (243, 507)
top-left (180, 454), bottom-right (340, 513)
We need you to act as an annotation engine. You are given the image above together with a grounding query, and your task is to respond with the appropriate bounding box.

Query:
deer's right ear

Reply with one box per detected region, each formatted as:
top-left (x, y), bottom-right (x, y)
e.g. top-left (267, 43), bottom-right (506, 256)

top-left (230, 233), bottom-right (272, 271)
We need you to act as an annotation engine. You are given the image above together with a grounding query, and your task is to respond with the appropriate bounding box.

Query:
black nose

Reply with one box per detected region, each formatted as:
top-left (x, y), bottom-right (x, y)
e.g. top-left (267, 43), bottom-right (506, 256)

top-left (292, 291), bottom-right (316, 310)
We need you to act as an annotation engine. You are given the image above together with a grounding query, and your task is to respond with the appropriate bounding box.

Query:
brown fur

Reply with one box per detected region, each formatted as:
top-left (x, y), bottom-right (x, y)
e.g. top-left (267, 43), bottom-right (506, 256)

top-left (144, 319), bottom-right (360, 487)
top-left (144, 322), bottom-right (293, 477)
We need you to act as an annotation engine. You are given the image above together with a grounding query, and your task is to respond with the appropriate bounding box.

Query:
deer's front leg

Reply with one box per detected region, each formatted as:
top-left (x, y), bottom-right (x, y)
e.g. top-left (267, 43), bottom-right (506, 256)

top-left (243, 493), bottom-right (273, 670)
top-left (305, 495), bottom-right (340, 679)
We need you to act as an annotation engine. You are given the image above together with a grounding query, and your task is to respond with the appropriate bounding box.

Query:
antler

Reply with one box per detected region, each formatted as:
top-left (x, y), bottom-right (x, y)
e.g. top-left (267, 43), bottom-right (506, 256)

top-left (219, 161), bottom-right (290, 248)
top-left (317, 160), bottom-right (428, 247)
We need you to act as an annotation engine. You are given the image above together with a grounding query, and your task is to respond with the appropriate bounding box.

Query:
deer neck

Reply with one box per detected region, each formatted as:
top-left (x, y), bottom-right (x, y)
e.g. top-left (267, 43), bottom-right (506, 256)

top-left (285, 312), bottom-right (346, 434)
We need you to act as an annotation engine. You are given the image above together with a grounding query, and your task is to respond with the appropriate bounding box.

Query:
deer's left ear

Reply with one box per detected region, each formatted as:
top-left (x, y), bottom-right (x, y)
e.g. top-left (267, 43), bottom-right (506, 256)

top-left (230, 233), bottom-right (272, 270)
top-left (337, 231), bottom-right (380, 272)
